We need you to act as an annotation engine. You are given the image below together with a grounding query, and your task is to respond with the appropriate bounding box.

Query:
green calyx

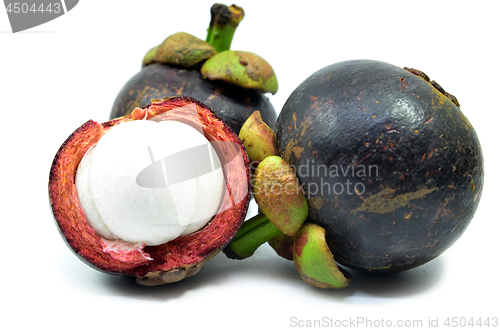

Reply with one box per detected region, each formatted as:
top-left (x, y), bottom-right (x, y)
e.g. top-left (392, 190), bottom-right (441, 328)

top-left (142, 46), bottom-right (158, 67)
top-left (140, 32), bottom-right (215, 68)
top-left (268, 233), bottom-right (295, 261)
top-left (239, 111), bottom-right (277, 165)
top-left (293, 223), bottom-right (351, 289)
top-left (201, 50), bottom-right (279, 94)
top-left (140, 3), bottom-right (278, 94)
top-left (224, 111), bottom-right (352, 290)
top-left (253, 156), bottom-right (308, 236)
top-left (224, 213), bottom-right (282, 260)
top-left (223, 155), bottom-right (307, 259)
top-left (145, 32), bottom-right (217, 68)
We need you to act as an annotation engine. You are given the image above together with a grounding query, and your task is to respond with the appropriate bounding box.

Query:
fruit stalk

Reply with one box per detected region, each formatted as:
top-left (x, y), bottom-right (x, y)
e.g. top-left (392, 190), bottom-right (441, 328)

top-left (205, 4), bottom-right (244, 52)
top-left (224, 212), bottom-right (282, 259)
top-left (222, 111), bottom-right (352, 288)
top-left (224, 113), bottom-right (307, 259)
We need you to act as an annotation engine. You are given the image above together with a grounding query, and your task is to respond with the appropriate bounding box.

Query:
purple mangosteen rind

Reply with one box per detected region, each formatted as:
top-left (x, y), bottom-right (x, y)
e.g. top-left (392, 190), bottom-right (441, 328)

top-left (111, 63), bottom-right (277, 135)
top-left (275, 59), bottom-right (484, 273)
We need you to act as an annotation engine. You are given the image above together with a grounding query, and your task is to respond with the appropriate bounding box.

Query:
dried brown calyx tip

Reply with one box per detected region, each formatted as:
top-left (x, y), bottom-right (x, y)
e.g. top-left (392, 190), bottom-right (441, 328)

top-left (404, 67), bottom-right (460, 108)
top-left (206, 4), bottom-right (244, 53)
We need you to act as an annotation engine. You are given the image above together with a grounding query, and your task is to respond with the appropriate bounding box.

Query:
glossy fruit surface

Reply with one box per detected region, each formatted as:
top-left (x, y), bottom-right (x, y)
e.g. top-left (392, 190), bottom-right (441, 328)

top-left (111, 63), bottom-right (277, 135)
top-left (49, 97), bottom-right (250, 285)
top-left (275, 60), bottom-right (483, 273)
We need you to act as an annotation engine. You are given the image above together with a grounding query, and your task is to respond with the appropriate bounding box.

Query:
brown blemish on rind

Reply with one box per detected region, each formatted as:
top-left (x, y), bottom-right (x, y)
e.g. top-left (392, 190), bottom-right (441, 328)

top-left (308, 196), bottom-right (325, 211)
top-left (121, 86), bottom-right (160, 118)
top-left (282, 137), bottom-right (299, 162)
top-left (292, 146), bottom-right (304, 159)
top-left (281, 119), bottom-right (311, 162)
top-left (154, 32), bottom-right (217, 68)
top-left (399, 76), bottom-right (409, 90)
top-left (353, 186), bottom-right (439, 214)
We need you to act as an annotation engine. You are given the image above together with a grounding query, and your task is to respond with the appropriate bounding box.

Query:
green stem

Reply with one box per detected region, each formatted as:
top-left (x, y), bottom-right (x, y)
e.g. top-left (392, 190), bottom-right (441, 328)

top-left (205, 4), bottom-right (244, 53)
top-left (224, 212), bottom-right (282, 260)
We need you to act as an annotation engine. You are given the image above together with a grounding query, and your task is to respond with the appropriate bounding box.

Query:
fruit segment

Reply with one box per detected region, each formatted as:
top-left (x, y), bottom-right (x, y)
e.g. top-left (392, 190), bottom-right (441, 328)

top-left (75, 120), bottom-right (225, 246)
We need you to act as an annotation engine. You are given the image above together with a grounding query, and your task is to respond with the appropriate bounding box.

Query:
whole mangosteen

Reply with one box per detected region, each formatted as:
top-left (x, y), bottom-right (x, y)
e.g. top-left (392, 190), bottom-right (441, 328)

top-left (275, 59), bottom-right (484, 273)
top-left (111, 4), bottom-right (278, 135)
top-left (223, 60), bottom-right (484, 288)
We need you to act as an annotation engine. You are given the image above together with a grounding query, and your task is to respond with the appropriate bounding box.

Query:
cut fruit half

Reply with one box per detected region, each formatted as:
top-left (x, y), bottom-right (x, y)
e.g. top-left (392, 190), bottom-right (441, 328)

top-left (49, 97), bottom-right (251, 285)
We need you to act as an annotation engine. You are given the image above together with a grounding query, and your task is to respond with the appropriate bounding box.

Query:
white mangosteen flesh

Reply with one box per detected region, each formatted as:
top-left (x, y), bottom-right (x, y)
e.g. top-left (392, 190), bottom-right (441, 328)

top-left (75, 119), bottom-right (225, 246)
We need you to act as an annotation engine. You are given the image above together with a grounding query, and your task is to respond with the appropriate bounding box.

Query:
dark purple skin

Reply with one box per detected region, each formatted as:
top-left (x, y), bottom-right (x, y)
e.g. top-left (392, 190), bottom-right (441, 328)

top-left (275, 60), bottom-right (484, 273)
top-left (111, 63), bottom-right (277, 134)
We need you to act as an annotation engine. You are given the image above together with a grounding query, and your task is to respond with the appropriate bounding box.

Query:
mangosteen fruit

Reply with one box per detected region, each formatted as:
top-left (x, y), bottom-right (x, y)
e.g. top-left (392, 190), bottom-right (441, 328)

top-left (224, 59), bottom-right (483, 289)
top-left (275, 59), bottom-right (484, 273)
top-left (49, 96), bottom-right (250, 285)
top-left (111, 4), bottom-right (278, 135)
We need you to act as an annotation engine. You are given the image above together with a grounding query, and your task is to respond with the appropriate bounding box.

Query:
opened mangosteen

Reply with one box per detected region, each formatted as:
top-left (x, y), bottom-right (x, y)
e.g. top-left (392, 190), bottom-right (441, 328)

top-left (224, 59), bottom-right (483, 288)
top-left (111, 4), bottom-right (278, 135)
top-left (49, 96), bottom-right (250, 285)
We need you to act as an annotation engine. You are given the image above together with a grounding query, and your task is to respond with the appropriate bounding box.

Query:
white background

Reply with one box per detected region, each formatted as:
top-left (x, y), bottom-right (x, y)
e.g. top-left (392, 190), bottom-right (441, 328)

top-left (1, 1), bottom-right (499, 330)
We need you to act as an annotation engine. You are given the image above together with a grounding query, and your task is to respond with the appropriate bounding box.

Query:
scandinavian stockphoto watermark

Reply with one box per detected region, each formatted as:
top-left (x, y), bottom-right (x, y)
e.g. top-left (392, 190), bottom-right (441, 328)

top-left (3, 0), bottom-right (79, 33)
top-left (136, 144), bottom-right (223, 188)
top-left (251, 159), bottom-right (379, 199)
